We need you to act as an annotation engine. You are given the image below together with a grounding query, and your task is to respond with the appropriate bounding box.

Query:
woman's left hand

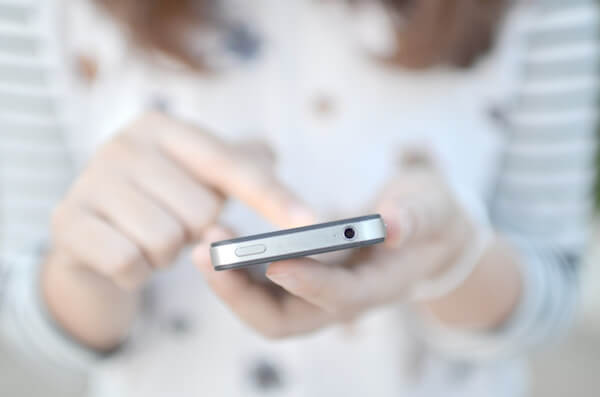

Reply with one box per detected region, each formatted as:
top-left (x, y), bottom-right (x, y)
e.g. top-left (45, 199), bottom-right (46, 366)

top-left (193, 152), bottom-right (477, 338)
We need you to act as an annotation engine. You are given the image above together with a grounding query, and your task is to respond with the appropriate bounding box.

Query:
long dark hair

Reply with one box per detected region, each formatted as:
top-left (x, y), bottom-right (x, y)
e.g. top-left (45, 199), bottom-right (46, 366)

top-left (95, 0), bottom-right (509, 69)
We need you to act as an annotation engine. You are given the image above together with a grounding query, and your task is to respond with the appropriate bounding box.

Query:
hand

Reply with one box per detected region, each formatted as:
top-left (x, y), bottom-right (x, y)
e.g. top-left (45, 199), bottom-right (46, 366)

top-left (44, 111), bottom-right (314, 349)
top-left (48, 111), bottom-right (313, 290)
top-left (193, 151), bottom-right (475, 338)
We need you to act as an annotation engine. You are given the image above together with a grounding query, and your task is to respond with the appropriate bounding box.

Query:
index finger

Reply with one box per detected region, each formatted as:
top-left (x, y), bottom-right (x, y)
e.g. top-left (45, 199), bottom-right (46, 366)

top-left (152, 115), bottom-right (314, 228)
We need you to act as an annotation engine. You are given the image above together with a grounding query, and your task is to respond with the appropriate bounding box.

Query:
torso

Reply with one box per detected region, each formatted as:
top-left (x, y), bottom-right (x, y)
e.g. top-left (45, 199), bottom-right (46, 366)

top-left (64, 1), bottom-right (530, 396)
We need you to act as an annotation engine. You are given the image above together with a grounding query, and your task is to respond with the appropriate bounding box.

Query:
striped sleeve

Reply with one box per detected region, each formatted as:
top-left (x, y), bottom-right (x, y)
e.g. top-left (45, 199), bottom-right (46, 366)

top-left (490, 0), bottom-right (598, 344)
top-left (0, 0), bottom-right (98, 373)
top-left (423, 0), bottom-right (599, 360)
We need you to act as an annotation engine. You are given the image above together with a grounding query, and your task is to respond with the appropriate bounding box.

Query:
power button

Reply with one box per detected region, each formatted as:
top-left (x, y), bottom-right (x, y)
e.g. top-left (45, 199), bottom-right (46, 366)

top-left (235, 244), bottom-right (267, 257)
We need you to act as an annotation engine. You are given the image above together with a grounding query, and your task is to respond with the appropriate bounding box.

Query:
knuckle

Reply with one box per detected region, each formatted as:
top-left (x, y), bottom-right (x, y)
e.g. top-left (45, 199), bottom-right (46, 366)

top-left (148, 222), bottom-right (185, 267)
top-left (103, 244), bottom-right (142, 275)
top-left (114, 262), bottom-right (150, 291)
top-left (186, 197), bottom-right (223, 238)
top-left (186, 218), bottom-right (210, 240)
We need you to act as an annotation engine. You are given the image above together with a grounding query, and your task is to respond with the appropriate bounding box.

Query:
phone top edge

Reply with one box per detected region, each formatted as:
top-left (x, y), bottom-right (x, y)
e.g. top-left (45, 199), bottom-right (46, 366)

top-left (213, 237), bottom-right (385, 271)
top-left (210, 214), bottom-right (382, 247)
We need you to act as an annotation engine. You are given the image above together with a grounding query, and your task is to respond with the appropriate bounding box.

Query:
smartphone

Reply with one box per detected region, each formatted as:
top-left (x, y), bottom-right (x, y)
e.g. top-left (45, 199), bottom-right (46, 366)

top-left (210, 214), bottom-right (386, 271)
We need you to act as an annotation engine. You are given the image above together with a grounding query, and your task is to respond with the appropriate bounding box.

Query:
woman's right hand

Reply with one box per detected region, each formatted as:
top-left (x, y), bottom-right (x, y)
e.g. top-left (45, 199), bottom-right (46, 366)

top-left (49, 111), bottom-right (311, 290)
top-left (43, 112), bottom-right (313, 349)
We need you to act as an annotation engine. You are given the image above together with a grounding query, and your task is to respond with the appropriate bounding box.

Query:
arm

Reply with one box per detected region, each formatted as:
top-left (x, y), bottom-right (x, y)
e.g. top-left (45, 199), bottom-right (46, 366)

top-left (422, 237), bottom-right (523, 330)
top-left (0, 0), bottom-right (92, 371)
top-left (42, 112), bottom-right (314, 351)
top-left (420, 0), bottom-right (597, 356)
top-left (192, 1), bottom-right (597, 351)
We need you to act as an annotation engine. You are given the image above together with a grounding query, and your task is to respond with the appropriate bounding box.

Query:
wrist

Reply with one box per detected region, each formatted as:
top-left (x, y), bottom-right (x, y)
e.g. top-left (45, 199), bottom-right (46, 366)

top-left (419, 237), bottom-right (523, 330)
top-left (42, 250), bottom-right (140, 351)
top-left (410, 221), bottom-right (493, 301)
top-left (409, 184), bottom-right (493, 301)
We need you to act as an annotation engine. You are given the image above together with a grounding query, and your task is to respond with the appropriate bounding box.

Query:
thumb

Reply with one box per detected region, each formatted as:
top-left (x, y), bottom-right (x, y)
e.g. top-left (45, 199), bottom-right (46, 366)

top-left (266, 258), bottom-right (361, 313)
top-left (377, 183), bottom-right (453, 249)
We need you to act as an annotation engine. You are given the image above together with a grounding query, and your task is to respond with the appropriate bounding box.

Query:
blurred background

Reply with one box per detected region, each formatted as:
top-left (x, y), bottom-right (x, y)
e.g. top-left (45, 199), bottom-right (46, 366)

top-left (1, 0), bottom-right (599, 396)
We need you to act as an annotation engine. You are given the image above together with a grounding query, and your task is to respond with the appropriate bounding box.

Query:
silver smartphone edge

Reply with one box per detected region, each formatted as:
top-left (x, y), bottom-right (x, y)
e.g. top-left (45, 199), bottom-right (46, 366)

top-left (210, 214), bottom-right (386, 271)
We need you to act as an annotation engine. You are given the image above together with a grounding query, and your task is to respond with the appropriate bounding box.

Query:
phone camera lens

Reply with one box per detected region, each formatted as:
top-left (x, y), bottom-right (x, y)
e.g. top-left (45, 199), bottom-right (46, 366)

top-left (343, 227), bottom-right (356, 240)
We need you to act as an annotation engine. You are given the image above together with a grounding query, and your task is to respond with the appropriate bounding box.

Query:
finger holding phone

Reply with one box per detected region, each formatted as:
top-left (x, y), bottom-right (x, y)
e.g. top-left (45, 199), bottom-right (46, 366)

top-left (43, 111), bottom-right (314, 350)
top-left (267, 153), bottom-right (478, 313)
top-left (193, 151), bottom-right (516, 338)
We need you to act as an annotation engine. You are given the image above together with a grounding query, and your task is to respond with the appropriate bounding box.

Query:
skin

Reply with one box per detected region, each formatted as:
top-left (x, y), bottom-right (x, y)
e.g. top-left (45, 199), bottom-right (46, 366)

top-left (43, 112), bottom-right (314, 350)
top-left (194, 152), bottom-right (522, 338)
top-left (43, 112), bottom-right (522, 351)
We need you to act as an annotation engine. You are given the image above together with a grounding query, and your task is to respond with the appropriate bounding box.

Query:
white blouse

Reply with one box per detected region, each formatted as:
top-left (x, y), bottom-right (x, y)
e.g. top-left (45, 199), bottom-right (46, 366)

top-left (1, 0), bottom-right (596, 396)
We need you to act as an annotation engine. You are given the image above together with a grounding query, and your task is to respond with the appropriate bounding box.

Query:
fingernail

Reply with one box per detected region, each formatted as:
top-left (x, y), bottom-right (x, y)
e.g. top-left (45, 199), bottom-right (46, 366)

top-left (287, 204), bottom-right (315, 227)
top-left (266, 272), bottom-right (299, 290)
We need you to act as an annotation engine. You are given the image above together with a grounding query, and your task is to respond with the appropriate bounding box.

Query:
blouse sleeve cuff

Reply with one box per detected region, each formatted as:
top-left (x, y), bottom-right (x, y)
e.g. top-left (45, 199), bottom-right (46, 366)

top-left (1, 245), bottom-right (105, 372)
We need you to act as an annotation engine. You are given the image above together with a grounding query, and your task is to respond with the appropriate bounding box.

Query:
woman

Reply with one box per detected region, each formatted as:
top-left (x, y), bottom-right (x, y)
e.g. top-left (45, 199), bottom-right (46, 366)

top-left (0, 0), bottom-right (597, 396)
